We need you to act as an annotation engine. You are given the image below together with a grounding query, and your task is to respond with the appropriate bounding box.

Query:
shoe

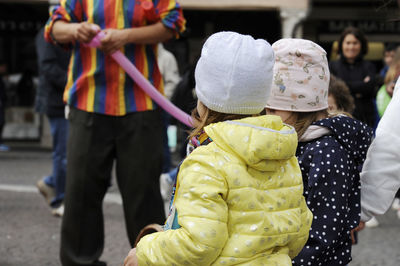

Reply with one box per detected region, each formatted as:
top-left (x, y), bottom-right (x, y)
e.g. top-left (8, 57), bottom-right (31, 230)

top-left (52, 204), bottom-right (64, 217)
top-left (36, 179), bottom-right (56, 206)
top-left (392, 198), bottom-right (400, 210)
top-left (365, 216), bottom-right (379, 228)
top-left (0, 144), bottom-right (10, 151)
top-left (160, 173), bottom-right (174, 202)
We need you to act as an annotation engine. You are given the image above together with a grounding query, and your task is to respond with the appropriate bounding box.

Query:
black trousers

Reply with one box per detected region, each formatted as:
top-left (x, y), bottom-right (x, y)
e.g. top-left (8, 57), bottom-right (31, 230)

top-left (60, 108), bottom-right (165, 266)
top-left (0, 106), bottom-right (4, 143)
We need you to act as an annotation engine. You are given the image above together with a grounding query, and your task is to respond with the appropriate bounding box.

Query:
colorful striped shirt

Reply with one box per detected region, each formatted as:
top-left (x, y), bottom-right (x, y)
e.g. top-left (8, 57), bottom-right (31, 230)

top-left (45, 0), bottom-right (185, 116)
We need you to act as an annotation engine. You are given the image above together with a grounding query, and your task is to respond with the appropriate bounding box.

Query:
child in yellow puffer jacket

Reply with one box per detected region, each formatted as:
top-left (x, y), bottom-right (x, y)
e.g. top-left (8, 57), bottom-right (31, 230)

top-left (124, 31), bottom-right (313, 266)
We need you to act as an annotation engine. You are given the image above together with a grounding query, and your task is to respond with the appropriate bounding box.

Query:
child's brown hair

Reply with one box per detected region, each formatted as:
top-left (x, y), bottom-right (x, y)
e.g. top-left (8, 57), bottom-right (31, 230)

top-left (329, 75), bottom-right (355, 114)
top-left (292, 110), bottom-right (329, 139)
top-left (189, 102), bottom-right (254, 139)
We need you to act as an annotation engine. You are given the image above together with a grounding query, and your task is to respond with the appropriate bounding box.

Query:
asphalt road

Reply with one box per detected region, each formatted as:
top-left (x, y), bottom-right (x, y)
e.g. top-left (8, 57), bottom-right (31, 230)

top-left (0, 144), bottom-right (399, 266)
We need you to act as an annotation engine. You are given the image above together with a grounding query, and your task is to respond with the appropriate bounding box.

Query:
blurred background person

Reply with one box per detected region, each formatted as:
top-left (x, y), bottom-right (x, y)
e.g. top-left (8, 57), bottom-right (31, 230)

top-left (170, 57), bottom-right (198, 159)
top-left (329, 26), bottom-right (378, 128)
top-left (157, 43), bottom-right (181, 213)
top-left (0, 60), bottom-right (9, 152)
top-left (376, 46), bottom-right (400, 117)
top-left (35, 27), bottom-right (70, 217)
top-left (379, 43), bottom-right (397, 80)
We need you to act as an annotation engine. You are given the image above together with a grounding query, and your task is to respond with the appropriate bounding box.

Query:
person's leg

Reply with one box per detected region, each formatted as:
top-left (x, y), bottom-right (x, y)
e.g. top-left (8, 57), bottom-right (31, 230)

top-left (0, 105), bottom-right (9, 151)
top-left (161, 111), bottom-right (171, 173)
top-left (45, 117), bottom-right (59, 190)
top-left (48, 116), bottom-right (68, 207)
top-left (115, 110), bottom-right (165, 246)
top-left (36, 116), bottom-right (57, 206)
top-left (60, 108), bottom-right (114, 266)
top-left (0, 106), bottom-right (4, 144)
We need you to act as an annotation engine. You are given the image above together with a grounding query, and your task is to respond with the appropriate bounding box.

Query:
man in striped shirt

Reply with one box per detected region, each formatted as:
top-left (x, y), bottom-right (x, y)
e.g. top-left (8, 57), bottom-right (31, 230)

top-left (45, 1), bottom-right (185, 265)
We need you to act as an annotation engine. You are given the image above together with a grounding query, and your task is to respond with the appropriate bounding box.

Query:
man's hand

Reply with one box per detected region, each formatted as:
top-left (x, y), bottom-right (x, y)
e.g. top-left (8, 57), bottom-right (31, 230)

top-left (73, 22), bottom-right (100, 43)
top-left (99, 28), bottom-right (128, 54)
top-left (124, 248), bottom-right (139, 266)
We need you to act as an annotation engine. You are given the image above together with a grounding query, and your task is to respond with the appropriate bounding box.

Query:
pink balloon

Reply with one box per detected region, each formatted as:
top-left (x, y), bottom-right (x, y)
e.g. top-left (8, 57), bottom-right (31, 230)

top-left (86, 32), bottom-right (193, 127)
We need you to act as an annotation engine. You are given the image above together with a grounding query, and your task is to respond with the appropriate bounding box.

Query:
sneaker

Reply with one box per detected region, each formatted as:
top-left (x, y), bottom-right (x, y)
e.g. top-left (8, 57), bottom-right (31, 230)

top-left (36, 179), bottom-right (56, 206)
top-left (0, 144), bottom-right (10, 152)
top-left (365, 216), bottom-right (379, 228)
top-left (160, 173), bottom-right (174, 202)
top-left (52, 204), bottom-right (64, 217)
top-left (392, 198), bottom-right (400, 210)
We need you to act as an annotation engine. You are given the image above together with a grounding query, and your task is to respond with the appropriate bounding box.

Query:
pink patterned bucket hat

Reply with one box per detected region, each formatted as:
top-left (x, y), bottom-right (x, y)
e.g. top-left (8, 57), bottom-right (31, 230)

top-left (266, 38), bottom-right (330, 112)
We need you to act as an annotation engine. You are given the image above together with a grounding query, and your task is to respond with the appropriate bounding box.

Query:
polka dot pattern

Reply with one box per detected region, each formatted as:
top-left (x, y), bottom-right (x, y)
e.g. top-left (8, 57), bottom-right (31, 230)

top-left (293, 116), bottom-right (373, 266)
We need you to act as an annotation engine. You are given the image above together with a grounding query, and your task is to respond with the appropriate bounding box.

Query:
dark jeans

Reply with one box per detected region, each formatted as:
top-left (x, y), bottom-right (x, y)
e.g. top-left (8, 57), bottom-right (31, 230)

top-left (0, 106), bottom-right (4, 144)
top-left (60, 108), bottom-right (165, 266)
top-left (44, 116), bottom-right (68, 207)
top-left (161, 111), bottom-right (171, 173)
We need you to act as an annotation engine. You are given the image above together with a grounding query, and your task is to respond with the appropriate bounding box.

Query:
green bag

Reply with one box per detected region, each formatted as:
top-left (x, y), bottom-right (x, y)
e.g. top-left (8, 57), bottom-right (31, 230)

top-left (376, 85), bottom-right (392, 117)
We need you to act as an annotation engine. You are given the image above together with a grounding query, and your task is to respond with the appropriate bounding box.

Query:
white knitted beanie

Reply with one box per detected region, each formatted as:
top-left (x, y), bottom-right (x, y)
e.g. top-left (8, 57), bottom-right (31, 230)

top-left (195, 31), bottom-right (274, 115)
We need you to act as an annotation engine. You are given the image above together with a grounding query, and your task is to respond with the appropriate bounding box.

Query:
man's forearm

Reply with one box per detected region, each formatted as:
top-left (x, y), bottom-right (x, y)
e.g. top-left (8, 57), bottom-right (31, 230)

top-left (123, 22), bottom-right (174, 45)
top-left (52, 20), bottom-right (79, 43)
top-left (51, 20), bottom-right (174, 48)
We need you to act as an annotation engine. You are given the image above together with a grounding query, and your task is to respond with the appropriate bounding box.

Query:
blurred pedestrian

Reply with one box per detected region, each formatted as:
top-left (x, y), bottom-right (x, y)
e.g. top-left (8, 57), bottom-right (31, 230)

top-left (35, 27), bottom-right (70, 217)
top-left (157, 43), bottom-right (181, 214)
top-left (170, 58), bottom-right (198, 158)
top-left (159, 58), bottom-right (197, 215)
top-left (125, 32), bottom-right (312, 266)
top-left (45, 0), bottom-right (185, 265)
top-left (157, 43), bottom-right (180, 101)
top-left (376, 46), bottom-right (400, 117)
top-left (0, 61), bottom-right (9, 152)
top-left (379, 43), bottom-right (397, 79)
top-left (265, 38), bottom-right (373, 266)
top-left (330, 26), bottom-right (377, 128)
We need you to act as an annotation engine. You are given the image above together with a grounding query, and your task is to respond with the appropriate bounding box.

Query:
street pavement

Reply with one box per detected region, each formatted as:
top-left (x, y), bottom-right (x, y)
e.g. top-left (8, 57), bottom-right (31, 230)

top-left (0, 143), bottom-right (399, 266)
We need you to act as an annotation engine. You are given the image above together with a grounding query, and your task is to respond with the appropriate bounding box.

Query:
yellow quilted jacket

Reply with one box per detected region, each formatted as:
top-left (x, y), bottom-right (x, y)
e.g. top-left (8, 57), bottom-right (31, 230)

top-left (137, 115), bottom-right (312, 265)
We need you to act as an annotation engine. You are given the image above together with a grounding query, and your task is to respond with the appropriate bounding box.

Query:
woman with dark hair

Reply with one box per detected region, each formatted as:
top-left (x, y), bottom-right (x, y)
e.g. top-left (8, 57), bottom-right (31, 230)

top-left (329, 26), bottom-right (377, 127)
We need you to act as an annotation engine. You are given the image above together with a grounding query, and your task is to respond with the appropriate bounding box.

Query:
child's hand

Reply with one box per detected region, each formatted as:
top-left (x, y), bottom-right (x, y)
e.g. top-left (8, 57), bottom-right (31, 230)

top-left (354, 221), bottom-right (365, 232)
top-left (386, 81), bottom-right (396, 97)
top-left (124, 248), bottom-right (139, 266)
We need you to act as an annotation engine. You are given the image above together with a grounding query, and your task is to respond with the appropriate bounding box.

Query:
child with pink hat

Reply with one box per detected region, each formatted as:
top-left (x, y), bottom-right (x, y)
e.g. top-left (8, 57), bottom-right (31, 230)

top-left (266, 38), bottom-right (373, 266)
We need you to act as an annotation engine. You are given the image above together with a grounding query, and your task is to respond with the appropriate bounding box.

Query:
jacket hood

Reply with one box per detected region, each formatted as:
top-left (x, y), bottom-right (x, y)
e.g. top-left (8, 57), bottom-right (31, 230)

top-left (313, 115), bottom-right (373, 165)
top-left (204, 115), bottom-right (298, 171)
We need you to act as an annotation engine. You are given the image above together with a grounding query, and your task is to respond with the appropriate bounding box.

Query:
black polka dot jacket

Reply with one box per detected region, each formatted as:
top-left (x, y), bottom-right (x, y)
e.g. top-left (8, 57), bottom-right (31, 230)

top-left (293, 115), bottom-right (373, 266)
